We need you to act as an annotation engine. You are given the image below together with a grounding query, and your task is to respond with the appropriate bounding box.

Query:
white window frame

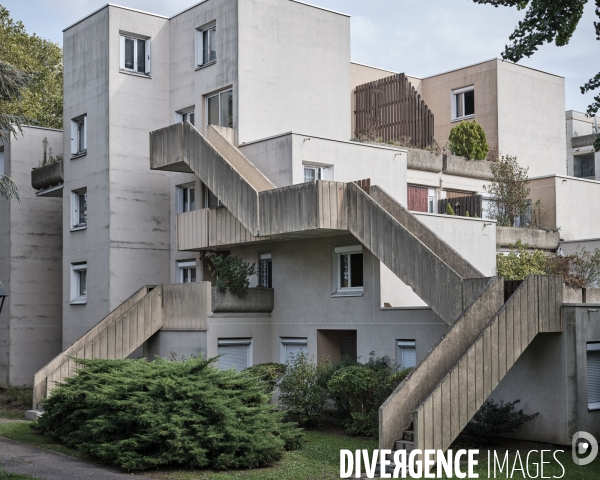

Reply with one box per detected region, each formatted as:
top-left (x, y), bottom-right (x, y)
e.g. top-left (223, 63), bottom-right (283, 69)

top-left (195, 24), bottom-right (217, 68)
top-left (177, 260), bottom-right (197, 284)
top-left (217, 338), bottom-right (253, 371)
top-left (334, 244), bottom-right (364, 294)
top-left (70, 115), bottom-right (87, 157)
top-left (176, 183), bottom-right (196, 214)
top-left (206, 88), bottom-right (233, 128)
top-left (176, 107), bottom-right (195, 126)
top-left (71, 188), bottom-right (87, 230)
top-left (0, 146), bottom-right (4, 175)
top-left (70, 262), bottom-right (87, 304)
top-left (427, 188), bottom-right (436, 214)
top-left (204, 184), bottom-right (222, 209)
top-left (280, 338), bottom-right (307, 364)
top-left (119, 33), bottom-right (151, 75)
top-left (303, 164), bottom-right (330, 183)
top-left (397, 340), bottom-right (417, 369)
top-left (587, 342), bottom-right (600, 411)
top-left (451, 85), bottom-right (475, 121)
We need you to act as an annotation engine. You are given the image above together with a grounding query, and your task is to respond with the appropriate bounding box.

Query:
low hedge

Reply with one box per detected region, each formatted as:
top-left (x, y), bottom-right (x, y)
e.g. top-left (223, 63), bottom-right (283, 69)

top-left (33, 357), bottom-right (303, 471)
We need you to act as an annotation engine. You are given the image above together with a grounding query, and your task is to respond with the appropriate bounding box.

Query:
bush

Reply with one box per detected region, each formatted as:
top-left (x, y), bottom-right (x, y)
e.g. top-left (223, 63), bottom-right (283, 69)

top-left (244, 363), bottom-right (287, 393)
top-left (33, 357), bottom-right (303, 471)
top-left (446, 203), bottom-right (455, 215)
top-left (205, 253), bottom-right (257, 296)
top-left (278, 352), bottom-right (332, 426)
top-left (496, 241), bottom-right (548, 280)
top-left (448, 120), bottom-right (489, 160)
top-left (327, 355), bottom-right (411, 437)
top-left (484, 155), bottom-right (530, 227)
top-left (463, 399), bottom-right (539, 440)
top-left (3, 385), bottom-right (33, 409)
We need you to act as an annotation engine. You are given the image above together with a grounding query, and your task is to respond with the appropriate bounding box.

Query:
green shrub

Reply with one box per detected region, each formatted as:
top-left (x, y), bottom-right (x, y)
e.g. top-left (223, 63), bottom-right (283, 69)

top-left (3, 385), bottom-right (33, 409)
top-left (446, 203), bottom-right (455, 215)
top-left (278, 352), bottom-right (332, 426)
top-left (244, 363), bottom-right (287, 393)
top-left (33, 357), bottom-right (302, 471)
top-left (496, 240), bottom-right (548, 280)
top-left (463, 399), bottom-right (539, 440)
top-left (205, 253), bottom-right (257, 296)
top-left (327, 355), bottom-right (411, 437)
top-left (448, 120), bottom-right (489, 160)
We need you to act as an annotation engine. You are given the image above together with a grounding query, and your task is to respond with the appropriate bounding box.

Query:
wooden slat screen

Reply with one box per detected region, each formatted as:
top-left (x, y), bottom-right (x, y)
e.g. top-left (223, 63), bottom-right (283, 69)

top-left (438, 194), bottom-right (483, 218)
top-left (407, 185), bottom-right (429, 212)
top-left (354, 73), bottom-right (434, 149)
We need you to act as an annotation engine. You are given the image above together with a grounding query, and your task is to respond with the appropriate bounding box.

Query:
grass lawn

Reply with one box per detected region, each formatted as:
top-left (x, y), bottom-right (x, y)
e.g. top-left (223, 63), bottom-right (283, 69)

top-left (0, 422), bottom-right (81, 458)
top-left (0, 471), bottom-right (37, 480)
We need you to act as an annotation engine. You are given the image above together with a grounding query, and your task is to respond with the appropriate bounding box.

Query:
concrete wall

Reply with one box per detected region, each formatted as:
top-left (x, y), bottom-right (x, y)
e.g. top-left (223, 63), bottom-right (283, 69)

top-left (0, 127), bottom-right (63, 386)
top-left (491, 306), bottom-right (600, 445)
top-left (205, 234), bottom-right (449, 366)
top-left (239, 133), bottom-right (408, 205)
top-left (238, 0), bottom-right (351, 143)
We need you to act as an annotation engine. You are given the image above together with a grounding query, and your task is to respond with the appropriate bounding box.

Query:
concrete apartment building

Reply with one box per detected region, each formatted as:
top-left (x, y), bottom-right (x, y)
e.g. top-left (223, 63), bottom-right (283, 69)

top-left (0, 0), bottom-right (597, 454)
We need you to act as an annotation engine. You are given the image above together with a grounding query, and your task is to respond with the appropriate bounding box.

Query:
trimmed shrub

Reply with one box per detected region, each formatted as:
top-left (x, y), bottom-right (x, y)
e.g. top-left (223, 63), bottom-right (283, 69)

top-left (446, 203), bottom-right (455, 215)
top-left (244, 363), bottom-right (287, 393)
top-left (327, 355), bottom-right (411, 437)
top-left (205, 253), bottom-right (257, 296)
top-left (496, 240), bottom-right (548, 280)
top-left (463, 399), bottom-right (539, 439)
top-left (278, 351), bottom-right (332, 426)
top-left (33, 357), bottom-right (303, 471)
top-left (448, 120), bottom-right (489, 160)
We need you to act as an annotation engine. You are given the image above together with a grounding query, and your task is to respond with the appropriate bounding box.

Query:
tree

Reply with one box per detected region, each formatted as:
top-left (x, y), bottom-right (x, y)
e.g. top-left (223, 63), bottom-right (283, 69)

top-left (0, 6), bottom-right (63, 130)
top-left (473, 0), bottom-right (600, 151)
top-left (485, 155), bottom-right (530, 226)
top-left (448, 120), bottom-right (489, 160)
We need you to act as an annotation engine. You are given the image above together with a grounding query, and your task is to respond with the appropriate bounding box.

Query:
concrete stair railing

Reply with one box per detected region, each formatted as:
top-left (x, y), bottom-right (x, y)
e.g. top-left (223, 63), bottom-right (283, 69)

top-left (380, 274), bottom-right (563, 451)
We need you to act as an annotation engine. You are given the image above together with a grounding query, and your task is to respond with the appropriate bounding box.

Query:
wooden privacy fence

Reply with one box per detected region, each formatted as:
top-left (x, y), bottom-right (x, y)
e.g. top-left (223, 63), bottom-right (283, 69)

top-left (355, 73), bottom-right (434, 149)
top-left (439, 194), bottom-right (483, 218)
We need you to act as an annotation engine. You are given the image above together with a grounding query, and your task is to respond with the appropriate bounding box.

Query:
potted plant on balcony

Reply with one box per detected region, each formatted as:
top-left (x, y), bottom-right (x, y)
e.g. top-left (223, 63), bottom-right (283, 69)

top-left (31, 137), bottom-right (64, 191)
top-left (206, 253), bottom-right (274, 313)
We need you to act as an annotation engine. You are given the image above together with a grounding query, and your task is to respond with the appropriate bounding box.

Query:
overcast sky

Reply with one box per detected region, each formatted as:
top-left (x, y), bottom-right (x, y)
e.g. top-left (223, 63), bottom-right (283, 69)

top-left (3, 0), bottom-right (599, 112)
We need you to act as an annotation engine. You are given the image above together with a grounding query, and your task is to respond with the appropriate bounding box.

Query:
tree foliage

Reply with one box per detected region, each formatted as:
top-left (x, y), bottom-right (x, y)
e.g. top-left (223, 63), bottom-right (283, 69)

top-left (34, 357), bottom-right (303, 471)
top-left (205, 253), bottom-right (258, 296)
top-left (485, 155), bottom-right (530, 226)
top-left (448, 120), bottom-right (489, 160)
top-left (463, 399), bottom-right (539, 440)
top-left (472, 0), bottom-right (600, 150)
top-left (0, 6), bottom-right (63, 130)
top-left (496, 241), bottom-right (548, 280)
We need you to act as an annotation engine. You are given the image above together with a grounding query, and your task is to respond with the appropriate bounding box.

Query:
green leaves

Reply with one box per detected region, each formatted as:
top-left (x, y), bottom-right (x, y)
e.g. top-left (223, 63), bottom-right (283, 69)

top-left (448, 120), bottom-right (489, 160)
top-left (33, 357), bottom-right (303, 471)
top-left (205, 253), bottom-right (258, 296)
top-left (496, 241), bottom-right (548, 280)
top-left (485, 155), bottom-right (530, 226)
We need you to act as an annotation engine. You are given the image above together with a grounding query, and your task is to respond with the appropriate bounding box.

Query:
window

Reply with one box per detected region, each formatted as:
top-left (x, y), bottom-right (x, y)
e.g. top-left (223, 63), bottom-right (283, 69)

top-left (280, 338), bottom-right (307, 363)
top-left (588, 342), bottom-right (600, 410)
top-left (303, 165), bottom-right (329, 183)
top-left (335, 245), bottom-right (363, 293)
top-left (119, 34), bottom-right (151, 74)
top-left (452, 86), bottom-right (475, 120)
top-left (196, 24), bottom-right (217, 67)
top-left (0, 146), bottom-right (4, 175)
top-left (70, 115), bottom-right (87, 156)
top-left (218, 339), bottom-right (252, 371)
top-left (177, 184), bottom-right (196, 213)
top-left (205, 185), bottom-right (222, 209)
top-left (259, 253), bottom-right (272, 288)
top-left (71, 188), bottom-right (87, 229)
top-left (178, 260), bottom-right (197, 283)
top-left (207, 89), bottom-right (233, 128)
top-left (70, 263), bottom-right (87, 304)
top-left (177, 108), bottom-right (195, 126)
top-left (397, 340), bottom-right (417, 369)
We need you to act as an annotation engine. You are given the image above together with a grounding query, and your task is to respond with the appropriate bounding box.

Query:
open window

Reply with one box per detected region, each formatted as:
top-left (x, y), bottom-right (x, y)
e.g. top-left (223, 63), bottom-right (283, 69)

top-left (177, 260), bottom-right (197, 283)
top-left (70, 263), bottom-right (87, 304)
top-left (71, 188), bottom-right (87, 230)
top-left (207, 89), bottom-right (233, 128)
top-left (119, 34), bottom-right (151, 75)
top-left (334, 245), bottom-right (364, 295)
top-left (588, 342), bottom-right (600, 411)
top-left (177, 184), bottom-right (196, 213)
top-left (217, 338), bottom-right (252, 371)
top-left (396, 340), bottom-right (417, 369)
top-left (452, 86), bottom-right (474, 120)
top-left (70, 115), bottom-right (87, 157)
top-left (303, 164), bottom-right (329, 183)
top-left (196, 23), bottom-right (217, 67)
top-left (177, 108), bottom-right (195, 126)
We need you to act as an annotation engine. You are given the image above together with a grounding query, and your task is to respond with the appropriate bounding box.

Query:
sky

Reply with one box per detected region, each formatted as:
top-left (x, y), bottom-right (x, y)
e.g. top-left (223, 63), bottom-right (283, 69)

top-left (3, 0), bottom-right (599, 113)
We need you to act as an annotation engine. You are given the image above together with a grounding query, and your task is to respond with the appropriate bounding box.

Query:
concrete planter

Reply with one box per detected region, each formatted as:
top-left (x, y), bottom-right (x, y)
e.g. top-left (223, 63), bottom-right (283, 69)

top-left (211, 287), bottom-right (274, 313)
top-left (443, 155), bottom-right (492, 180)
top-left (406, 148), bottom-right (443, 173)
top-left (497, 227), bottom-right (560, 251)
top-left (31, 161), bottom-right (63, 190)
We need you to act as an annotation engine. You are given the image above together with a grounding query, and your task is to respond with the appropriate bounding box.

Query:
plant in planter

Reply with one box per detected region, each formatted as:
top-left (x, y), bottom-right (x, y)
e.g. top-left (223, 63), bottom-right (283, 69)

top-left (448, 120), bottom-right (489, 160)
top-left (35, 137), bottom-right (63, 169)
top-left (205, 252), bottom-right (257, 297)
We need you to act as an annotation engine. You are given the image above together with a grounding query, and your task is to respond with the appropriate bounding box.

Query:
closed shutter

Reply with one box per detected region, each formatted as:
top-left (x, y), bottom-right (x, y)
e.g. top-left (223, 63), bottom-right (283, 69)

top-left (144, 39), bottom-right (151, 74)
top-left (407, 186), bottom-right (428, 212)
top-left (587, 344), bottom-right (600, 409)
top-left (397, 341), bottom-right (416, 369)
top-left (281, 338), bottom-right (307, 363)
top-left (218, 339), bottom-right (251, 371)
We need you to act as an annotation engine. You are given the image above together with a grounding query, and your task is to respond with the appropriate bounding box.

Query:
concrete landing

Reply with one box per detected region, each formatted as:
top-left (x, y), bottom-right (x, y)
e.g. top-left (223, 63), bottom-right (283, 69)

top-left (0, 436), bottom-right (151, 479)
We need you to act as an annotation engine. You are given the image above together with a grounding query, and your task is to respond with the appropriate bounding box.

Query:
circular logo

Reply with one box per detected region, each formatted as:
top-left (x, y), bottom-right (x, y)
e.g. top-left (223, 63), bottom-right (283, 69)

top-left (572, 431), bottom-right (598, 466)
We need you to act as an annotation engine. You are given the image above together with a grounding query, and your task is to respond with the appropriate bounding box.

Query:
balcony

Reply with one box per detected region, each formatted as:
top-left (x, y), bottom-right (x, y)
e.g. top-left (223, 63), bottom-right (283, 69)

top-left (211, 287), bottom-right (274, 314)
top-left (31, 160), bottom-right (63, 197)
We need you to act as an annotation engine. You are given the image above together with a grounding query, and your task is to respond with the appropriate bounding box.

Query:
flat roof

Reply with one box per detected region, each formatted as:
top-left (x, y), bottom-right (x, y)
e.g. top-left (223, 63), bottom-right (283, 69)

top-left (66, 0), bottom-right (349, 31)
top-left (419, 58), bottom-right (563, 80)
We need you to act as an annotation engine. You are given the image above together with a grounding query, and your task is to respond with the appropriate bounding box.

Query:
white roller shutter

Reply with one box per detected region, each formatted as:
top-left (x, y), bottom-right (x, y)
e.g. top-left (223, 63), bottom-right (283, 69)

top-left (397, 340), bottom-right (416, 369)
top-left (281, 338), bottom-right (307, 363)
top-left (218, 339), bottom-right (251, 371)
top-left (587, 343), bottom-right (600, 410)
